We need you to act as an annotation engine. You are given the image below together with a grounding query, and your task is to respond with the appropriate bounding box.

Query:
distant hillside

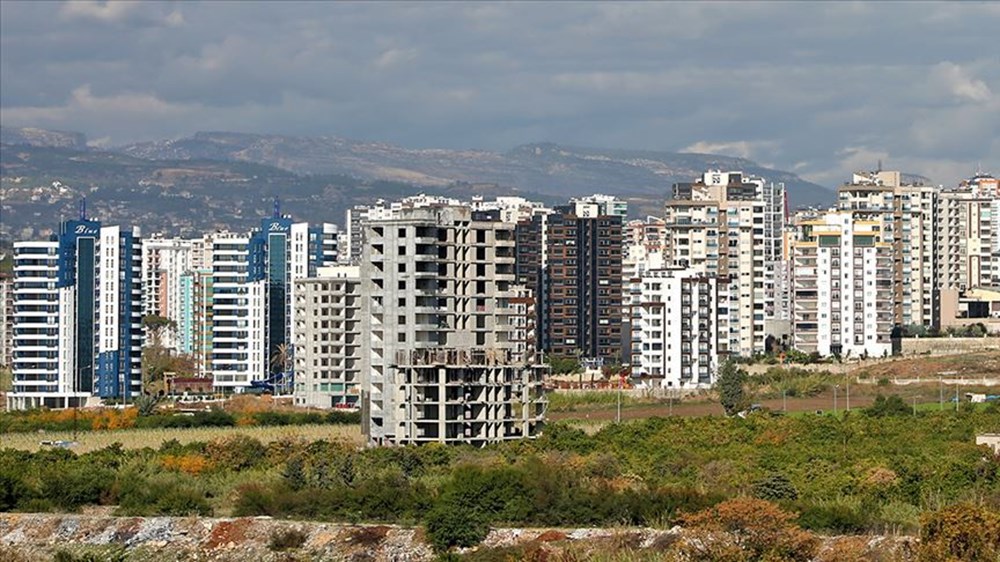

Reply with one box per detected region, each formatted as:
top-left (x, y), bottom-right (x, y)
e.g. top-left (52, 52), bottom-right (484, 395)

top-left (118, 131), bottom-right (836, 207)
top-left (0, 142), bottom-right (558, 238)
top-left (0, 126), bottom-right (87, 149)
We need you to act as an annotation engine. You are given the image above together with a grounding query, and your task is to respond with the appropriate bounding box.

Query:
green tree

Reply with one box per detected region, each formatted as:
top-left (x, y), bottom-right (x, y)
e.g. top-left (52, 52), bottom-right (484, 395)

top-left (717, 359), bottom-right (750, 416)
top-left (546, 355), bottom-right (582, 375)
top-left (865, 394), bottom-right (910, 417)
top-left (142, 314), bottom-right (176, 348)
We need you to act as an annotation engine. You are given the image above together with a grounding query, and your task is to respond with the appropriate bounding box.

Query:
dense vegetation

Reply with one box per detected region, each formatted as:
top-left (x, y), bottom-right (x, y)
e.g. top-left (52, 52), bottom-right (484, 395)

top-left (0, 407), bottom-right (359, 433)
top-left (1, 407), bottom-right (998, 556)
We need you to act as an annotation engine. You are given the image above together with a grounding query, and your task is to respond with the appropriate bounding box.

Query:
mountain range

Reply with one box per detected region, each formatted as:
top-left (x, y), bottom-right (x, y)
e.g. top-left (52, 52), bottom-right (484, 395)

top-left (117, 131), bottom-right (835, 205)
top-left (1, 126), bottom-right (840, 239)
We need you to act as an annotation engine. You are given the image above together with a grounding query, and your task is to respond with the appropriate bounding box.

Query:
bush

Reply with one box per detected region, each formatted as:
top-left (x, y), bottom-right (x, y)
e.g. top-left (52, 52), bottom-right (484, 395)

top-left (752, 473), bottom-right (799, 501)
top-left (268, 528), bottom-right (308, 551)
top-left (918, 503), bottom-right (1000, 562)
top-left (865, 394), bottom-right (910, 417)
top-left (797, 500), bottom-right (871, 534)
top-left (40, 465), bottom-right (116, 511)
top-left (425, 502), bottom-right (490, 552)
top-left (117, 473), bottom-right (212, 516)
top-left (680, 498), bottom-right (818, 562)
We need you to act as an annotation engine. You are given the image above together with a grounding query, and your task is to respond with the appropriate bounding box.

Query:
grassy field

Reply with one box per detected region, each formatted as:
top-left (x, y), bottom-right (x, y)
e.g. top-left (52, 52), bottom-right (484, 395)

top-left (0, 423), bottom-right (363, 453)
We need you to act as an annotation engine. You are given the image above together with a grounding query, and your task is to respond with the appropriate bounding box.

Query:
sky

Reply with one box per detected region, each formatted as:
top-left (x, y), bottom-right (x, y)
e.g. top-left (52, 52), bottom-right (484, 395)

top-left (1, 1), bottom-right (998, 187)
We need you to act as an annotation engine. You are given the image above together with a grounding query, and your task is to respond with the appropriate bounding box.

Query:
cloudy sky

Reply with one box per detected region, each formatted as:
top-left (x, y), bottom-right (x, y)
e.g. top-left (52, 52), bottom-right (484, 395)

top-left (1, 1), bottom-right (998, 186)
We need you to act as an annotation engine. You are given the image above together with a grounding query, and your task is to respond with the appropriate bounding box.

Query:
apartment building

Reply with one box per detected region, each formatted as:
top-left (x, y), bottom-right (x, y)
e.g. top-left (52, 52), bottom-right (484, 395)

top-left (292, 265), bottom-right (363, 409)
top-left (936, 173), bottom-right (1000, 324)
top-left (791, 211), bottom-right (894, 358)
top-left (664, 171), bottom-right (786, 357)
top-left (178, 268), bottom-right (213, 375)
top-left (836, 170), bottom-right (937, 329)
top-left (515, 196), bottom-right (625, 362)
top-left (0, 273), bottom-right (12, 368)
top-left (8, 216), bottom-right (143, 409)
top-left (631, 268), bottom-right (718, 388)
top-left (209, 212), bottom-right (338, 391)
top-left (140, 236), bottom-right (194, 350)
top-left (360, 204), bottom-right (546, 446)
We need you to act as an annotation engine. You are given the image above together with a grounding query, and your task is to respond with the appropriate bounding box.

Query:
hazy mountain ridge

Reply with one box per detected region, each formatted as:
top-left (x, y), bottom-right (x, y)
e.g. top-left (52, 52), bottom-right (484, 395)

top-left (0, 140), bottom-right (559, 239)
top-left (116, 131), bottom-right (835, 206)
top-left (1, 126), bottom-right (88, 149)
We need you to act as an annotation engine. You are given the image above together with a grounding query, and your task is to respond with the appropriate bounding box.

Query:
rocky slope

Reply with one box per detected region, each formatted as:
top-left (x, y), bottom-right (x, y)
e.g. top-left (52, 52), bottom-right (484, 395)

top-left (0, 513), bottom-right (917, 562)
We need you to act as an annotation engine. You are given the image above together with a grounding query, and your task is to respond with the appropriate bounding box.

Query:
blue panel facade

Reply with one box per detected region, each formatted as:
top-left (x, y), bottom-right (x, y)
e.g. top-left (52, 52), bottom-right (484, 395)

top-left (96, 350), bottom-right (121, 398)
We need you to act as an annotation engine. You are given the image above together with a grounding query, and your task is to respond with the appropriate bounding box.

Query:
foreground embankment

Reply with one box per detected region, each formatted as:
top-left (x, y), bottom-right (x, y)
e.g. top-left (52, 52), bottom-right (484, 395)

top-left (0, 513), bottom-right (920, 562)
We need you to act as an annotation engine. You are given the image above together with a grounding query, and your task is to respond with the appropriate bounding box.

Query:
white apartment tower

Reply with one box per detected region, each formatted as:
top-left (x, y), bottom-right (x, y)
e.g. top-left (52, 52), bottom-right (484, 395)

top-left (360, 204), bottom-right (546, 446)
top-left (9, 215), bottom-right (143, 409)
top-left (791, 211), bottom-right (894, 358)
top-left (209, 211), bottom-right (338, 391)
top-left (664, 171), bottom-right (786, 357)
top-left (632, 268), bottom-right (718, 388)
top-left (837, 170), bottom-right (937, 329)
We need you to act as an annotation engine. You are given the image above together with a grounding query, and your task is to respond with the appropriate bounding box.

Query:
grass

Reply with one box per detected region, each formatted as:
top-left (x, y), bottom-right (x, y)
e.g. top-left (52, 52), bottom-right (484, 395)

top-left (0, 423), bottom-right (363, 453)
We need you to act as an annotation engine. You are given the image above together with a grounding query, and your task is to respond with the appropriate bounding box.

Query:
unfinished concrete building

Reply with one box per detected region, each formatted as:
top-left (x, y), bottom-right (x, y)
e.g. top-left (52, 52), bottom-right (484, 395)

top-left (360, 204), bottom-right (547, 446)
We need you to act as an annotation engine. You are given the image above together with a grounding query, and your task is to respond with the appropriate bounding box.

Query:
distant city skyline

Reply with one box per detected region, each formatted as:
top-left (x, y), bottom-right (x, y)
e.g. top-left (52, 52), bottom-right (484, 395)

top-left (1, 1), bottom-right (997, 187)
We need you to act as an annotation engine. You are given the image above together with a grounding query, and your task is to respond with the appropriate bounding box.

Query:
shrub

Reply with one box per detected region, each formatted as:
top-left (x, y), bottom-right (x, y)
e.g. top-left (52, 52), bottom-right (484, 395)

top-left (752, 473), bottom-right (799, 501)
top-left (797, 500), bottom-right (871, 534)
top-left (40, 465), bottom-right (116, 510)
top-left (680, 498), bottom-right (818, 562)
top-left (116, 473), bottom-right (211, 516)
top-left (865, 394), bottom-right (910, 417)
top-left (918, 503), bottom-right (1000, 562)
top-left (268, 528), bottom-right (308, 551)
top-left (425, 502), bottom-right (490, 552)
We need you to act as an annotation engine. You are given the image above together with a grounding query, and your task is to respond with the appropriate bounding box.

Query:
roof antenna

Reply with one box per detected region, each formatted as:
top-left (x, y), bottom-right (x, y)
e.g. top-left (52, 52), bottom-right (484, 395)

top-left (79, 198), bottom-right (86, 221)
top-left (273, 196), bottom-right (280, 219)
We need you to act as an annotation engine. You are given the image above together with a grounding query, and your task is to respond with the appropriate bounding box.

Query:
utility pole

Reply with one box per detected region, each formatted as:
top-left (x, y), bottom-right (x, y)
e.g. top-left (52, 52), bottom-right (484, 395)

top-left (782, 388), bottom-right (787, 413)
top-left (939, 376), bottom-right (943, 411)
top-left (834, 384), bottom-right (839, 415)
top-left (616, 371), bottom-right (622, 424)
top-left (846, 377), bottom-right (850, 412)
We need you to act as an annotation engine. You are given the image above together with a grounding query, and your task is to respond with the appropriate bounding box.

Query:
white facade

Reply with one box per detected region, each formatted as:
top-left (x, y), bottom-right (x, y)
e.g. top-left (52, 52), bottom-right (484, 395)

top-left (210, 232), bottom-right (265, 389)
top-left (664, 171), bottom-right (785, 357)
top-left (791, 211), bottom-right (894, 358)
top-left (632, 268), bottom-right (718, 388)
top-left (9, 241), bottom-right (73, 405)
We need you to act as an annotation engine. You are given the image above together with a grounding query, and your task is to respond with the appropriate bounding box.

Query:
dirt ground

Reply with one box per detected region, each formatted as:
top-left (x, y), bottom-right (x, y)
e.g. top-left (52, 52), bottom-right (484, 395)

top-left (549, 390), bottom-right (878, 422)
top-left (551, 352), bottom-right (1000, 423)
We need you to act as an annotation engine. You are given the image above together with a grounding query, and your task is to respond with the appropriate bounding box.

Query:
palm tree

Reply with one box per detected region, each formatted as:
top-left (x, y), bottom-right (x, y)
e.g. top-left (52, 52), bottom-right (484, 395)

top-left (270, 343), bottom-right (291, 374)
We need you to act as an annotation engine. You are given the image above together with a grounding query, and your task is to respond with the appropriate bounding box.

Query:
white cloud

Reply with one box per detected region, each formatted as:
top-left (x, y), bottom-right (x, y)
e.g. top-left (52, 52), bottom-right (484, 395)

top-left (931, 62), bottom-right (993, 103)
top-left (2, 85), bottom-right (192, 127)
top-left (59, 1), bottom-right (139, 23)
top-left (682, 140), bottom-right (780, 160)
top-left (374, 47), bottom-right (417, 70)
top-left (164, 9), bottom-right (184, 27)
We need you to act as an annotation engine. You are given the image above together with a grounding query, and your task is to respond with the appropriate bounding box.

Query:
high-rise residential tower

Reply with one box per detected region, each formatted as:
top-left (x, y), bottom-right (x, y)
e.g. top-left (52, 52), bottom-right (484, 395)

top-left (8, 214), bottom-right (142, 409)
top-left (360, 204), bottom-right (546, 446)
